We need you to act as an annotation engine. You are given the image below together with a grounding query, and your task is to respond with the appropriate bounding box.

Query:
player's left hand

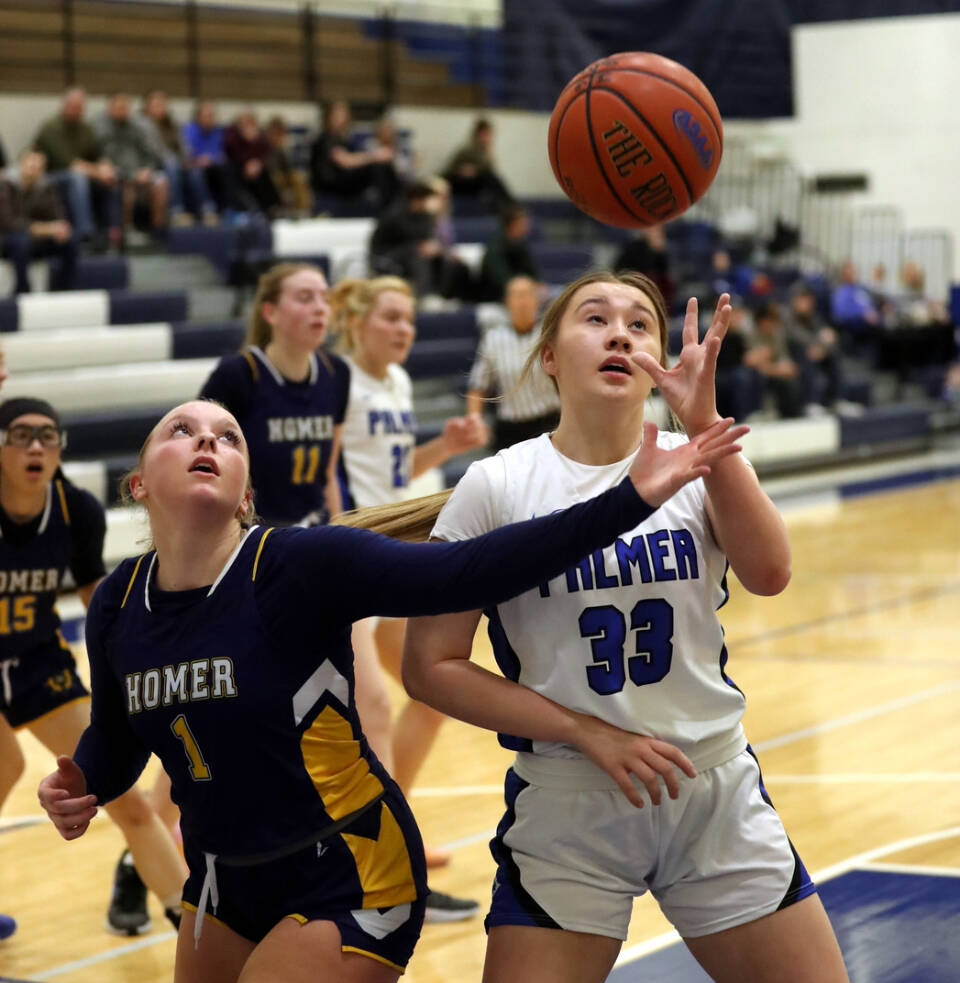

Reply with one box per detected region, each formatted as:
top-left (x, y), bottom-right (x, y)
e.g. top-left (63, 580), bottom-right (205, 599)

top-left (633, 293), bottom-right (731, 437)
top-left (443, 414), bottom-right (489, 455)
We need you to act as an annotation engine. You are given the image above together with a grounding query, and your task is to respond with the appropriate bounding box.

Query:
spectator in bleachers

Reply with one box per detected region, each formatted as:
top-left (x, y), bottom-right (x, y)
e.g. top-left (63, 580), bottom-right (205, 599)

top-left (784, 281), bottom-right (845, 413)
top-left (466, 275), bottom-right (560, 450)
top-left (32, 87), bottom-right (118, 245)
top-left (0, 139), bottom-right (6, 169)
top-left (309, 99), bottom-right (398, 209)
top-left (370, 111), bottom-right (415, 183)
top-left (370, 179), bottom-right (472, 301)
top-left (223, 110), bottom-right (282, 217)
top-left (745, 302), bottom-right (804, 419)
top-left (443, 117), bottom-right (512, 210)
top-left (0, 150), bottom-right (78, 294)
top-left (181, 100), bottom-right (231, 215)
top-left (426, 176), bottom-right (455, 249)
top-left (96, 92), bottom-right (169, 238)
top-left (264, 115), bottom-right (312, 218)
top-left (139, 90), bottom-right (217, 226)
top-left (831, 260), bottom-right (881, 328)
top-left (896, 261), bottom-right (951, 327)
top-left (614, 224), bottom-right (675, 312)
top-left (477, 204), bottom-right (539, 302)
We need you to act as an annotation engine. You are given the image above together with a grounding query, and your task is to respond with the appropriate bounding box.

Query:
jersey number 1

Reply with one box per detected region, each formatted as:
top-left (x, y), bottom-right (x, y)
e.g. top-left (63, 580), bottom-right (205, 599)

top-left (171, 714), bottom-right (212, 781)
top-left (579, 599), bottom-right (674, 695)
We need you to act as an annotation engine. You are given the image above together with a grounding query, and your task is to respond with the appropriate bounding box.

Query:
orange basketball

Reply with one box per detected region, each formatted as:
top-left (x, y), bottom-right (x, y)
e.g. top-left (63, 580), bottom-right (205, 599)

top-left (548, 52), bottom-right (723, 228)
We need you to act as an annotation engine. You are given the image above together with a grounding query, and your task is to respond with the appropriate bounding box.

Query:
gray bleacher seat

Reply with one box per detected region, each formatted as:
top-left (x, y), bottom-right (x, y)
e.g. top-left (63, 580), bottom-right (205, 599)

top-left (531, 243), bottom-right (595, 284)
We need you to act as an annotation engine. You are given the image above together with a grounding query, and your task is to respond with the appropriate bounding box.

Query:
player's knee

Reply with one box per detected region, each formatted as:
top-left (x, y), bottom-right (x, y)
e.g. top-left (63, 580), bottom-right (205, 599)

top-left (106, 788), bottom-right (154, 827)
top-left (0, 745), bottom-right (26, 796)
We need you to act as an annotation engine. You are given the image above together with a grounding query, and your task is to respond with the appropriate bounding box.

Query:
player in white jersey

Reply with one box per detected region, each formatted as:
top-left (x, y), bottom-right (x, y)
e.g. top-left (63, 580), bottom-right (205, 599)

top-left (331, 276), bottom-right (488, 916)
top-left (404, 272), bottom-right (848, 982)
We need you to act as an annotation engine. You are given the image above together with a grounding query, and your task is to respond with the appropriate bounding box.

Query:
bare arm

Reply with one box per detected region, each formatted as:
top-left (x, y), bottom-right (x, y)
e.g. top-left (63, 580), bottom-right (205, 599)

top-left (404, 609), bottom-right (696, 808)
top-left (77, 577), bottom-right (103, 609)
top-left (324, 424), bottom-right (344, 518)
top-left (411, 415), bottom-right (488, 479)
top-left (465, 390), bottom-right (486, 418)
top-left (635, 295), bottom-right (790, 596)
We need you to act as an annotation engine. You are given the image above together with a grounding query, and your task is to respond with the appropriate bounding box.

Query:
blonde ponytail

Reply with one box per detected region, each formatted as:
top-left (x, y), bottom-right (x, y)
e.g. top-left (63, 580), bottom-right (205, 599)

top-left (330, 489), bottom-right (453, 543)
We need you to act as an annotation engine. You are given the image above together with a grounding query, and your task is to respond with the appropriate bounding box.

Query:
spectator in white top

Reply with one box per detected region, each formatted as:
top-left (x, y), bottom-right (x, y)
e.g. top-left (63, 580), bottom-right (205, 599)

top-left (467, 275), bottom-right (561, 450)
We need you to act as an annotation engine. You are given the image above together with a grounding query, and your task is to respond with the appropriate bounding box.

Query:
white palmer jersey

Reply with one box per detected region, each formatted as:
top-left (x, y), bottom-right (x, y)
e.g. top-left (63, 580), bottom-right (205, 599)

top-left (340, 357), bottom-right (417, 509)
top-left (432, 431), bottom-right (747, 772)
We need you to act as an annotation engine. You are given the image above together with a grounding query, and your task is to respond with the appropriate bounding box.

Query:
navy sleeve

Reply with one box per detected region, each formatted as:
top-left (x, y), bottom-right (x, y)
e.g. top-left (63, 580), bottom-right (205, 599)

top-left (66, 485), bottom-right (107, 589)
top-left (199, 355), bottom-right (254, 421)
top-left (272, 477), bottom-right (654, 623)
top-left (72, 578), bottom-right (152, 804)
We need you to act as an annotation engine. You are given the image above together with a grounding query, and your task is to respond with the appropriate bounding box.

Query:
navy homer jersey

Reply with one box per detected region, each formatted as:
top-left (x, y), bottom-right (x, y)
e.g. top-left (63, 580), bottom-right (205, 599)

top-left (0, 478), bottom-right (105, 671)
top-left (200, 346), bottom-right (350, 525)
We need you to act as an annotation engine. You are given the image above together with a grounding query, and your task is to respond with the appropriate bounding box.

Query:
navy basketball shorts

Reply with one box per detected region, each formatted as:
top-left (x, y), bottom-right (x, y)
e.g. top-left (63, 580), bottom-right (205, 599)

top-left (182, 790), bottom-right (428, 972)
top-left (0, 637), bottom-right (89, 729)
top-left (487, 748), bottom-right (816, 940)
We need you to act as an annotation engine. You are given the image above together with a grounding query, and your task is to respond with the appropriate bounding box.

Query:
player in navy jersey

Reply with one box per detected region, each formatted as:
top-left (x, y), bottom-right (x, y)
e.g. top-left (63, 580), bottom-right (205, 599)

top-left (404, 273), bottom-right (849, 983)
top-left (200, 262), bottom-right (350, 526)
top-left (109, 264), bottom-right (350, 924)
top-left (0, 397), bottom-right (188, 936)
top-left (36, 398), bottom-right (742, 982)
top-left (331, 275), bottom-right (486, 891)
top-left (0, 364), bottom-right (15, 943)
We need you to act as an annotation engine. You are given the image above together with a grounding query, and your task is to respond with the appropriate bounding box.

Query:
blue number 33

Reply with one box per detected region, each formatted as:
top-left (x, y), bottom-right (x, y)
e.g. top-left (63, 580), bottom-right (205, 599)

top-left (578, 600), bottom-right (674, 695)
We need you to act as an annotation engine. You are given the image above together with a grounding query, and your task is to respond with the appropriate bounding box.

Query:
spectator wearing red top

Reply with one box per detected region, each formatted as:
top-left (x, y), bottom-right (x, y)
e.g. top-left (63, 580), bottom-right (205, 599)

top-left (224, 111), bottom-right (281, 217)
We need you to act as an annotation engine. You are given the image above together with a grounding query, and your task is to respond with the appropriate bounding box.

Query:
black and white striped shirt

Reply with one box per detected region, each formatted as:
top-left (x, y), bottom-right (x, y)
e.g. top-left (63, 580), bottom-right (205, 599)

top-left (468, 322), bottom-right (561, 422)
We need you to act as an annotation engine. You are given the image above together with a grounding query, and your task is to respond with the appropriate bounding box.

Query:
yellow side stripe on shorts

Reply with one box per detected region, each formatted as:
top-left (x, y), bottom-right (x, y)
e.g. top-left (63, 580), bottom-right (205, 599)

top-left (181, 900), bottom-right (231, 931)
top-left (55, 479), bottom-right (70, 524)
top-left (252, 528), bottom-right (274, 581)
top-left (121, 554), bottom-right (147, 608)
top-left (341, 946), bottom-right (406, 974)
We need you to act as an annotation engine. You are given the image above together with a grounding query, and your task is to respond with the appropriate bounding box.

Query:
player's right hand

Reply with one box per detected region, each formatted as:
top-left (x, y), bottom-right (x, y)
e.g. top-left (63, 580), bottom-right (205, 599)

top-left (38, 756), bottom-right (98, 840)
top-left (628, 418), bottom-right (747, 507)
top-left (573, 713), bottom-right (697, 808)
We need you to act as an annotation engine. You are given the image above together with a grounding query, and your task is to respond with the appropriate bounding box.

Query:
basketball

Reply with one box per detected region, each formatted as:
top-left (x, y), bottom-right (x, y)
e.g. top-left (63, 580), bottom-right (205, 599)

top-left (547, 51), bottom-right (723, 228)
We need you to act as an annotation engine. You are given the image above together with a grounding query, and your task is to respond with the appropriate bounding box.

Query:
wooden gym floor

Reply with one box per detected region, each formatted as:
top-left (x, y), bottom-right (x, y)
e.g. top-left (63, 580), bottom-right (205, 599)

top-left (2, 475), bottom-right (959, 982)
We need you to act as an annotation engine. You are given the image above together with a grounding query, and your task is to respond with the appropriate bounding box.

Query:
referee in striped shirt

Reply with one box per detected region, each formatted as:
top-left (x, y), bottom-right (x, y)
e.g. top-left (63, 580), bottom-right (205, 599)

top-left (466, 275), bottom-right (561, 451)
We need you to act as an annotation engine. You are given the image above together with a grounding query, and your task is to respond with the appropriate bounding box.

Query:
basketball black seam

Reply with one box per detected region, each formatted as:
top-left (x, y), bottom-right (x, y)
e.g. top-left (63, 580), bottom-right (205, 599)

top-left (583, 70), bottom-right (649, 225)
top-left (598, 67), bottom-right (723, 152)
top-left (592, 84), bottom-right (697, 204)
top-left (550, 89), bottom-right (581, 190)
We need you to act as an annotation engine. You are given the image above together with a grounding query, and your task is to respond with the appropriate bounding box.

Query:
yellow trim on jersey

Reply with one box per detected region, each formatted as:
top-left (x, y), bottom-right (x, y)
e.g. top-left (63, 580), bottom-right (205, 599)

top-left (252, 528), bottom-right (274, 581)
top-left (340, 801), bottom-right (418, 910)
top-left (341, 946), bottom-right (406, 974)
top-left (300, 705), bottom-right (384, 821)
top-left (56, 629), bottom-right (73, 655)
top-left (54, 479), bottom-right (70, 524)
top-left (121, 554), bottom-right (147, 608)
top-left (242, 349), bottom-right (260, 382)
top-left (181, 900), bottom-right (231, 931)
top-left (15, 695), bottom-right (90, 732)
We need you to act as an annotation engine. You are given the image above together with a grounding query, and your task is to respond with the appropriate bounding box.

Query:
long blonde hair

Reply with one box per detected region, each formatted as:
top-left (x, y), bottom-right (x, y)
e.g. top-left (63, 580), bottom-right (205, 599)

top-left (331, 489), bottom-right (452, 542)
top-left (246, 263), bottom-right (325, 349)
top-left (521, 270), bottom-right (670, 391)
top-left (329, 276), bottom-right (414, 354)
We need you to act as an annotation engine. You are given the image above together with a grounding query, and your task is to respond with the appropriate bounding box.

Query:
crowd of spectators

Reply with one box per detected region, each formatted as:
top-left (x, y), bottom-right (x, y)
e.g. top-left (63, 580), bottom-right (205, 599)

top-left (1, 87), bottom-right (956, 420)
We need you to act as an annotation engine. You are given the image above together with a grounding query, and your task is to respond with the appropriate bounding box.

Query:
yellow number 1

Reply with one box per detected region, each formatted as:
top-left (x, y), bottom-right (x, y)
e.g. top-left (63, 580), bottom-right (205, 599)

top-left (171, 714), bottom-right (212, 781)
top-left (291, 445), bottom-right (321, 485)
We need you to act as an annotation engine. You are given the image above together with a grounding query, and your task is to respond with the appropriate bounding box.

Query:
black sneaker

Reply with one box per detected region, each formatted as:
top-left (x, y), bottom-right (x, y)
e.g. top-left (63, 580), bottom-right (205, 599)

top-left (107, 851), bottom-right (151, 936)
top-left (423, 889), bottom-right (480, 924)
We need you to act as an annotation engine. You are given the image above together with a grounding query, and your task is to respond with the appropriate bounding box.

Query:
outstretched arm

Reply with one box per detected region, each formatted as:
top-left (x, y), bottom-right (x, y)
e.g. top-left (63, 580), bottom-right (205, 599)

top-left (634, 294), bottom-right (790, 595)
top-left (316, 417), bottom-right (746, 622)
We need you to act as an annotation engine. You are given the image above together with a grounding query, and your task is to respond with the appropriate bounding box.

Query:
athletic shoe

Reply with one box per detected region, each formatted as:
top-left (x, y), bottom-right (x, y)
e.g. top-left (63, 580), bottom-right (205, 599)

top-left (107, 851), bottom-right (152, 936)
top-left (0, 913), bottom-right (16, 940)
top-left (423, 889), bottom-right (480, 923)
